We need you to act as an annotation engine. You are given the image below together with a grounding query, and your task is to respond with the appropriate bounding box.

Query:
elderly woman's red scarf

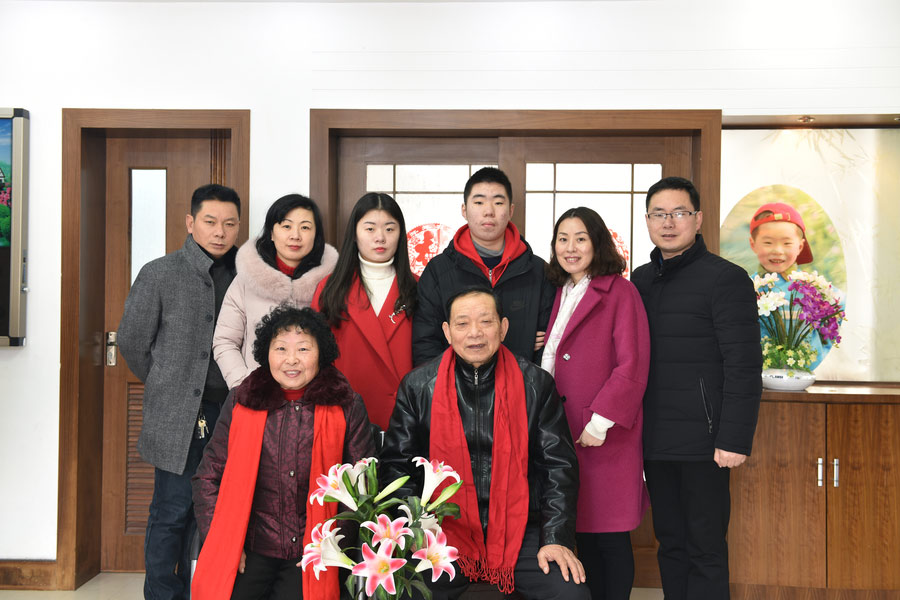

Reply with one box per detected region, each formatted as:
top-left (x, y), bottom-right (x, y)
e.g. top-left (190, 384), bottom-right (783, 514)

top-left (430, 345), bottom-right (529, 594)
top-left (191, 396), bottom-right (346, 600)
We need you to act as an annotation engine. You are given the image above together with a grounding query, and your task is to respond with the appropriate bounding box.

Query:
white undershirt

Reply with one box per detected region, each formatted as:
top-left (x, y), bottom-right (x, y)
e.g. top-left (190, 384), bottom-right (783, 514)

top-left (359, 254), bottom-right (395, 316)
top-left (541, 275), bottom-right (616, 440)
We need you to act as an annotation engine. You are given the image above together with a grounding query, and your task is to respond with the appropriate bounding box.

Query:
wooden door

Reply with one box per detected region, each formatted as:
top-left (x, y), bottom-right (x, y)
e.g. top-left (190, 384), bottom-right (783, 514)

top-left (101, 131), bottom-right (232, 571)
top-left (728, 401), bottom-right (827, 588)
top-left (336, 133), bottom-right (694, 587)
top-left (827, 404), bottom-right (900, 589)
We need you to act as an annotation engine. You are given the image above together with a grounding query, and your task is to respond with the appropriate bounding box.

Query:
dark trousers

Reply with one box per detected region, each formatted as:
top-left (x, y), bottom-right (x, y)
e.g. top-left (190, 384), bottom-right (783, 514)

top-left (644, 460), bottom-right (731, 600)
top-left (413, 524), bottom-right (590, 600)
top-left (575, 531), bottom-right (633, 600)
top-left (144, 400), bottom-right (221, 600)
top-left (230, 551), bottom-right (303, 600)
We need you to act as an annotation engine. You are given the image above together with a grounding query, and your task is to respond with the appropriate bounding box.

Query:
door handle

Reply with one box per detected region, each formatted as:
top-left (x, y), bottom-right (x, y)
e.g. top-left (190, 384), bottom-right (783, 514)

top-left (833, 458), bottom-right (839, 487)
top-left (817, 457), bottom-right (824, 487)
top-left (106, 331), bottom-right (118, 367)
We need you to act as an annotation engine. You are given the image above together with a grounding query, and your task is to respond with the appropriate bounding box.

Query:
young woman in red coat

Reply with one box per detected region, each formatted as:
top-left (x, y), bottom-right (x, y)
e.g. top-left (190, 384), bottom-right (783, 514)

top-left (312, 193), bottom-right (417, 433)
top-left (541, 207), bottom-right (651, 600)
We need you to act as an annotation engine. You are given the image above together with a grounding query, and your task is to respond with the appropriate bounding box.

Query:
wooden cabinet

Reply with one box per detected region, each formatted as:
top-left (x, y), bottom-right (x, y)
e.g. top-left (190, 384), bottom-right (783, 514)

top-left (729, 386), bottom-right (900, 595)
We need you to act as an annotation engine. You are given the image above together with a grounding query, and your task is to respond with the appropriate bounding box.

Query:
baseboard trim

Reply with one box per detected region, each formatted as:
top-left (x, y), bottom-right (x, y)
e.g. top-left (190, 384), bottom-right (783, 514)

top-left (0, 560), bottom-right (57, 589)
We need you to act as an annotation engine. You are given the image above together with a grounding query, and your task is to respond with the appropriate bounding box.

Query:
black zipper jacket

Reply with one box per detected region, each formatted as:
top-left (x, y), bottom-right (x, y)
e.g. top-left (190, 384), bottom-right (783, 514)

top-left (631, 235), bottom-right (762, 460)
top-left (381, 351), bottom-right (579, 549)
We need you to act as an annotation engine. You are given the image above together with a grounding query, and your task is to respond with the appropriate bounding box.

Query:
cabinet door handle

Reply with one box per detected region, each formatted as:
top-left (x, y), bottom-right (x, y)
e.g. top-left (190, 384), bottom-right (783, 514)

top-left (833, 458), bottom-right (840, 487)
top-left (817, 457), bottom-right (824, 487)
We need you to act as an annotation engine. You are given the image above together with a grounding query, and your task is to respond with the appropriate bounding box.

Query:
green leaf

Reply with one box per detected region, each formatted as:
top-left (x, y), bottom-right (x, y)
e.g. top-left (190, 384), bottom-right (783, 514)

top-left (411, 578), bottom-right (432, 600)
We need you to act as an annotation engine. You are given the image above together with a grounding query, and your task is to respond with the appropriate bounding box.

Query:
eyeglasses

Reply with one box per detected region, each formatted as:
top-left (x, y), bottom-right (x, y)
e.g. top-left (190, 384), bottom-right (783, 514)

top-left (646, 210), bottom-right (698, 222)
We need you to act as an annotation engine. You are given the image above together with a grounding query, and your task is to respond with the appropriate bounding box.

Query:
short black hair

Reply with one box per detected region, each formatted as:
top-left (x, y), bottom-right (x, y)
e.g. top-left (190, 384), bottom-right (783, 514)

top-left (190, 184), bottom-right (241, 217)
top-left (645, 176), bottom-right (700, 211)
top-left (252, 305), bottom-right (339, 371)
top-left (444, 286), bottom-right (503, 320)
top-left (464, 167), bottom-right (513, 205)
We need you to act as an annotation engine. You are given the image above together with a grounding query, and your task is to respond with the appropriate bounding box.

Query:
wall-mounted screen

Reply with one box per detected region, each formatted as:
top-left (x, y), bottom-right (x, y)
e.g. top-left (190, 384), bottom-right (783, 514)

top-left (0, 108), bottom-right (29, 346)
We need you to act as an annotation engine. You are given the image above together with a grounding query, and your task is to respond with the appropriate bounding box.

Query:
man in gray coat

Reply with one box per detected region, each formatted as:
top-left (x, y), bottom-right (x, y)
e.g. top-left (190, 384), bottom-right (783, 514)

top-left (118, 184), bottom-right (241, 600)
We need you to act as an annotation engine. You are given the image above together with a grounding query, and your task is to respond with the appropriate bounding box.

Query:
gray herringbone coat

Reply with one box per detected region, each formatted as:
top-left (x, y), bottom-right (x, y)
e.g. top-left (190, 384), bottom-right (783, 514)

top-left (118, 235), bottom-right (236, 474)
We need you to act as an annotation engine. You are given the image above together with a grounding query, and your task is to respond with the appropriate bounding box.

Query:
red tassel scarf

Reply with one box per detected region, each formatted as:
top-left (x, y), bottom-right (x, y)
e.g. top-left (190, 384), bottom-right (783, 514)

top-left (429, 345), bottom-right (529, 594)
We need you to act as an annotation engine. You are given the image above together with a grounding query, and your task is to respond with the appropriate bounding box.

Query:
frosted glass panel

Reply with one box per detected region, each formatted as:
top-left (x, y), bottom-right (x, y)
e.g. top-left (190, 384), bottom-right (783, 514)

top-left (526, 163), bottom-right (554, 191)
top-left (556, 163), bottom-right (631, 192)
top-left (366, 165), bottom-right (394, 192)
top-left (396, 165), bottom-right (470, 192)
top-left (634, 164), bottom-right (662, 192)
top-left (631, 193), bottom-right (655, 276)
top-left (525, 193), bottom-right (555, 262)
top-left (553, 193), bottom-right (634, 277)
top-left (395, 193), bottom-right (467, 276)
top-left (131, 169), bottom-right (167, 285)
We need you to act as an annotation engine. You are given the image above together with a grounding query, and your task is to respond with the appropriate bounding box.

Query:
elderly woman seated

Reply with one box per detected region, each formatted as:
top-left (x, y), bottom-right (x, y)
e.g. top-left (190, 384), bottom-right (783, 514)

top-left (192, 304), bottom-right (374, 600)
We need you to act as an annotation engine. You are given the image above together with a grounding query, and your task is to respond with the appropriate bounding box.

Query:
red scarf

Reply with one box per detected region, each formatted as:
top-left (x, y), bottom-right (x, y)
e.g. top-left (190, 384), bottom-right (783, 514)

top-left (453, 223), bottom-right (528, 286)
top-left (429, 346), bottom-right (529, 593)
top-left (276, 255), bottom-right (296, 276)
top-left (192, 400), bottom-right (346, 600)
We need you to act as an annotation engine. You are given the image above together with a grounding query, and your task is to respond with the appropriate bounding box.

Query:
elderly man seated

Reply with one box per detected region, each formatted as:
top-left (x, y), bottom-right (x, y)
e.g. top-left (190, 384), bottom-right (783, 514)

top-left (382, 286), bottom-right (589, 600)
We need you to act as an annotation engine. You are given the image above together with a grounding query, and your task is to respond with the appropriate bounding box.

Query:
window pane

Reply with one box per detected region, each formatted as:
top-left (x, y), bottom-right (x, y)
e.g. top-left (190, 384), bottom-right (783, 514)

top-left (130, 169), bottom-right (166, 285)
top-left (631, 193), bottom-right (655, 276)
top-left (366, 165), bottom-right (394, 192)
top-left (525, 192), bottom-right (555, 263)
top-left (556, 163), bottom-right (631, 192)
top-left (396, 165), bottom-right (470, 192)
top-left (555, 193), bottom-right (633, 276)
top-left (526, 163), bottom-right (554, 191)
top-left (395, 193), bottom-right (466, 276)
top-left (634, 164), bottom-right (662, 192)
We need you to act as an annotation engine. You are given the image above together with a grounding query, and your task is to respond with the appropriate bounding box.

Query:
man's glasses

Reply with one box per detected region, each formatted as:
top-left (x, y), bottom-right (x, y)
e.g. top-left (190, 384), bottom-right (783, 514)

top-left (646, 210), bottom-right (698, 222)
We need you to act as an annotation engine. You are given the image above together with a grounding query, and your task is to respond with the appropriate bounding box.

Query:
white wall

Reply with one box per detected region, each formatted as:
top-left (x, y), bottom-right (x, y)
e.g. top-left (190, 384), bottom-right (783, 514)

top-left (1, 0), bottom-right (898, 560)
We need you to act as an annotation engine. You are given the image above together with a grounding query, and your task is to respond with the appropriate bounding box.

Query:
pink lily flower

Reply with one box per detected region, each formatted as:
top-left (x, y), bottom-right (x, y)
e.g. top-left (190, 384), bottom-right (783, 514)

top-left (361, 514), bottom-right (414, 551)
top-left (309, 463), bottom-right (359, 511)
top-left (351, 541), bottom-right (407, 596)
top-left (412, 530), bottom-right (459, 582)
top-left (299, 520), bottom-right (355, 578)
top-left (413, 456), bottom-right (461, 506)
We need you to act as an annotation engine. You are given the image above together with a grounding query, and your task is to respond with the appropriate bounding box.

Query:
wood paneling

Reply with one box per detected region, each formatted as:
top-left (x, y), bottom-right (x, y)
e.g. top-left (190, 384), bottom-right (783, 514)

top-left (311, 110), bottom-right (722, 250)
top-left (125, 384), bottom-right (152, 536)
top-left (729, 402), bottom-right (826, 588)
top-left (827, 404), bottom-right (900, 589)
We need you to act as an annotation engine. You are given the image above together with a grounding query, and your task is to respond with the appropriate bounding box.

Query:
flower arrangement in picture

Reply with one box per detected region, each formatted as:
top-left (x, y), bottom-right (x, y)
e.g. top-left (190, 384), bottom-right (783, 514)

top-left (754, 271), bottom-right (845, 374)
top-left (301, 456), bottom-right (462, 600)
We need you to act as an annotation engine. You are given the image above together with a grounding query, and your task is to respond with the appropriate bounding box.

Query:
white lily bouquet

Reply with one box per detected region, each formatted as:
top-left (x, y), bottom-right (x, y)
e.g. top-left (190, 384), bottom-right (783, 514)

top-left (301, 457), bottom-right (463, 600)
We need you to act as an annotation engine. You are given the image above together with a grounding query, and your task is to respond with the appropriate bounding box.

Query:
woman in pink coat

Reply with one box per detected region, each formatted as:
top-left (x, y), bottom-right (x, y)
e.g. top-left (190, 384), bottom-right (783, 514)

top-left (541, 207), bottom-right (650, 600)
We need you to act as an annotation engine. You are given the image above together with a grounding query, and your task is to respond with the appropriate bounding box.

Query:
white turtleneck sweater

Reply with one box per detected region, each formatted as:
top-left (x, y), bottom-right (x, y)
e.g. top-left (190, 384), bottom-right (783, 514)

top-left (359, 254), bottom-right (396, 316)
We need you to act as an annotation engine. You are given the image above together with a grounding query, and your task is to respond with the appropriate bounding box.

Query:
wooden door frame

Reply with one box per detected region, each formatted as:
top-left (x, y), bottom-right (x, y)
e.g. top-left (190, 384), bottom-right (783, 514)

top-left (310, 109), bottom-right (722, 250)
top-left (0, 109), bottom-right (249, 590)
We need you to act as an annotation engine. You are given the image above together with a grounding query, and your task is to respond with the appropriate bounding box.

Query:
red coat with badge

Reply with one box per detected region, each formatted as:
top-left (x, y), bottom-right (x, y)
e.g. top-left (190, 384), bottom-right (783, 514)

top-left (313, 276), bottom-right (413, 430)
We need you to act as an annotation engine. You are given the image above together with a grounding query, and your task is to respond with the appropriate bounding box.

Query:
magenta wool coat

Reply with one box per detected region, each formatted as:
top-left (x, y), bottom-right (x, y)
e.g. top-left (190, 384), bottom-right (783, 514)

top-left (547, 274), bottom-right (651, 533)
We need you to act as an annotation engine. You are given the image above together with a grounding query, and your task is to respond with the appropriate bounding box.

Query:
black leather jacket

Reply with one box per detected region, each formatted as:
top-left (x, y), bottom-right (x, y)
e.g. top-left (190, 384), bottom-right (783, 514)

top-left (382, 351), bottom-right (580, 549)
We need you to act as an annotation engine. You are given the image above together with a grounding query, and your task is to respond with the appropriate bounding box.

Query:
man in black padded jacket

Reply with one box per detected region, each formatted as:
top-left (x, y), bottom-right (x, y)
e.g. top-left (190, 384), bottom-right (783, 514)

top-left (411, 167), bottom-right (555, 366)
top-left (632, 177), bottom-right (762, 600)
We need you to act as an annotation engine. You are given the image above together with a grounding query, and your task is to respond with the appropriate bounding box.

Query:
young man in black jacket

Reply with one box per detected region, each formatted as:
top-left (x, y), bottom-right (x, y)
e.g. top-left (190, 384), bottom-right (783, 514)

top-left (631, 177), bottom-right (761, 600)
top-left (411, 167), bottom-right (555, 366)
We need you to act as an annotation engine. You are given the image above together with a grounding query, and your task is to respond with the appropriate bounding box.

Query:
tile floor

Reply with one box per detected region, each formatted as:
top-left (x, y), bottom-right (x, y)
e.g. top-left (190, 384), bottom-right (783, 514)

top-left (0, 573), bottom-right (664, 599)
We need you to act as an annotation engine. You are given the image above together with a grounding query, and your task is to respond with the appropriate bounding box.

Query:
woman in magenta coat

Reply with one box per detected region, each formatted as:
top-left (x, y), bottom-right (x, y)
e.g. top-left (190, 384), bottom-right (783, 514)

top-left (312, 193), bottom-right (417, 434)
top-left (541, 207), bottom-right (650, 600)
